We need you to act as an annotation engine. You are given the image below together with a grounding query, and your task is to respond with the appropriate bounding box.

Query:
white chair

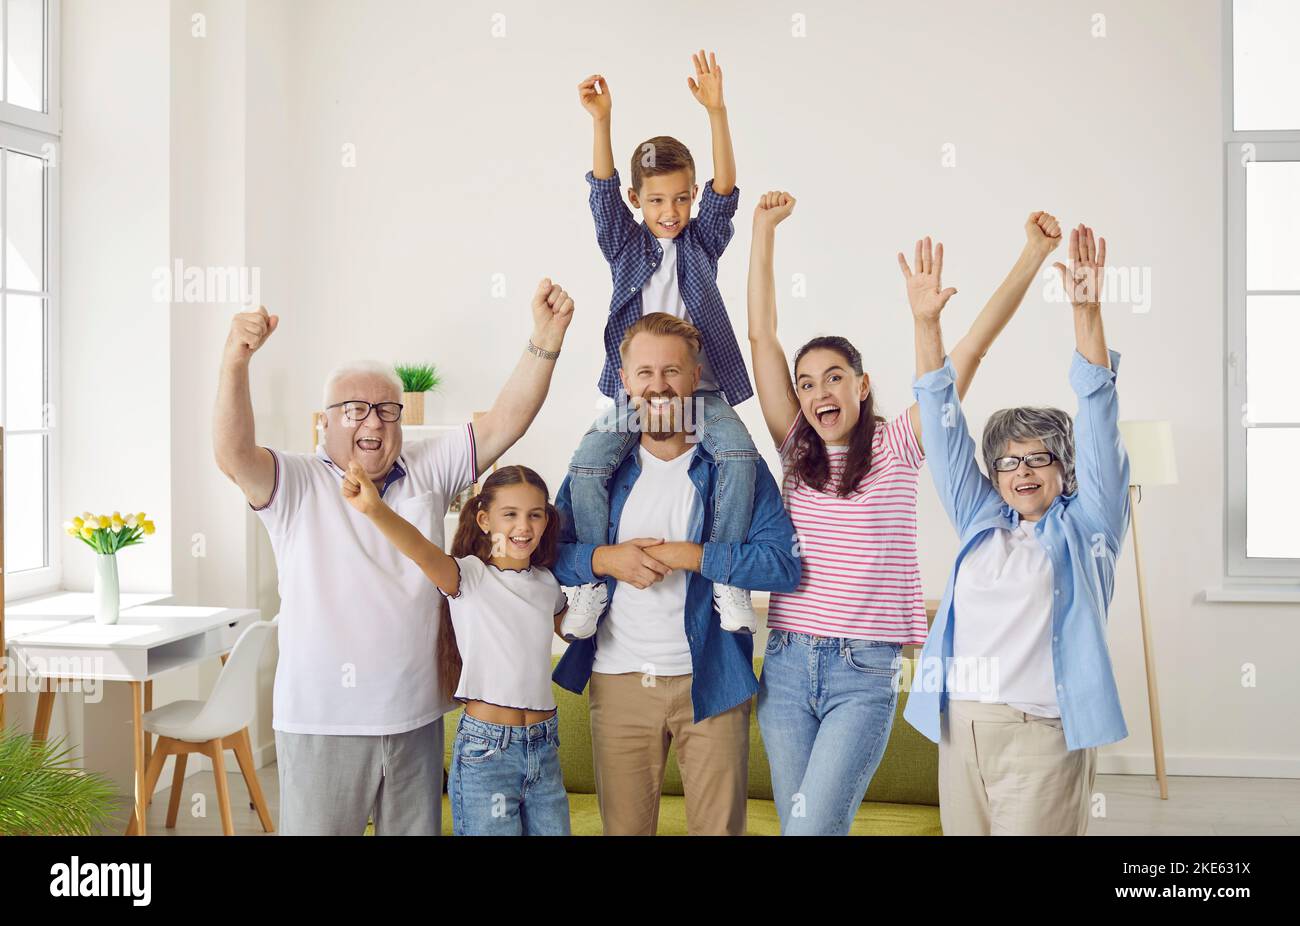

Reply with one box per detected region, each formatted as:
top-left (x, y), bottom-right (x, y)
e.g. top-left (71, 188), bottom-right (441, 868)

top-left (126, 617), bottom-right (278, 835)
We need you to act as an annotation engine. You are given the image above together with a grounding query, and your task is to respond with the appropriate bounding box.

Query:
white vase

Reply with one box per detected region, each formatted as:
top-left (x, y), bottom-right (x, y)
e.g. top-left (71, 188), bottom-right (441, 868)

top-left (94, 554), bottom-right (120, 625)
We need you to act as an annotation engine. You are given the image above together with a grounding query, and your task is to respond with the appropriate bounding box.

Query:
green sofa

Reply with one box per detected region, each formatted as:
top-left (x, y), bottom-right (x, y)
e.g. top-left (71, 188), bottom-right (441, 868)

top-left (440, 656), bottom-right (941, 835)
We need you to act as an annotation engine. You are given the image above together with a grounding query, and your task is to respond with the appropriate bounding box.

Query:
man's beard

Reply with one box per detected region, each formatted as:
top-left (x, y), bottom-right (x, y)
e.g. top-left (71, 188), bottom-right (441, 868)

top-left (636, 390), bottom-right (684, 441)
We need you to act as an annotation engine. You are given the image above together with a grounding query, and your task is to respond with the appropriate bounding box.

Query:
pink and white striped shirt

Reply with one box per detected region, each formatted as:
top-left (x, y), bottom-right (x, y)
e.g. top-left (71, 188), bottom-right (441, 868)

top-left (767, 411), bottom-right (929, 645)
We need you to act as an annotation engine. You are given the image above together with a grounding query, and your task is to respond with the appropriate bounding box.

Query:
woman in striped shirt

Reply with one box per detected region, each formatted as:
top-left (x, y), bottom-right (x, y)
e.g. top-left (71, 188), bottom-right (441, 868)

top-left (747, 190), bottom-right (1063, 834)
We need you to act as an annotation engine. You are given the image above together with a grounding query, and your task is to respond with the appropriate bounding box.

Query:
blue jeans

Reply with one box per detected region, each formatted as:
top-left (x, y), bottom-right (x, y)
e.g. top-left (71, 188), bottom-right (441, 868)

top-left (757, 631), bottom-right (902, 835)
top-left (448, 713), bottom-right (570, 836)
top-left (568, 388), bottom-right (758, 547)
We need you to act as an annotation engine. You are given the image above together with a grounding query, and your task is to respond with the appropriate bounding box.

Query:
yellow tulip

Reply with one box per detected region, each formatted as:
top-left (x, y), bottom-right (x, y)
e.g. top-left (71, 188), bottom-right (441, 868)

top-left (80, 526), bottom-right (94, 540)
top-left (97, 515), bottom-right (110, 529)
top-left (136, 512), bottom-right (147, 523)
top-left (72, 516), bottom-right (84, 529)
top-left (142, 521), bottom-right (156, 535)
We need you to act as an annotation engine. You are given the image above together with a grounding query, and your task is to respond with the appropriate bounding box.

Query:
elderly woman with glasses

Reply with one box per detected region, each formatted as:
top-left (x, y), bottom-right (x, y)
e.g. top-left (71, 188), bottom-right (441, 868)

top-left (903, 225), bottom-right (1131, 836)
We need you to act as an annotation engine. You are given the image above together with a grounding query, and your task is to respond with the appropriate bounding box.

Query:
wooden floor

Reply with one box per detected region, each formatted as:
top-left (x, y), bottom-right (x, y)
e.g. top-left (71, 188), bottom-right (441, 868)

top-left (129, 764), bottom-right (1300, 836)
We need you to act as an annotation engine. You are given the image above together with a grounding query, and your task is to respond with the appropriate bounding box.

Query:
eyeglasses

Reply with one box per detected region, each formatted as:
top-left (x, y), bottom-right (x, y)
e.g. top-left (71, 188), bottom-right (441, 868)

top-left (992, 451), bottom-right (1059, 473)
top-left (326, 400), bottom-right (404, 423)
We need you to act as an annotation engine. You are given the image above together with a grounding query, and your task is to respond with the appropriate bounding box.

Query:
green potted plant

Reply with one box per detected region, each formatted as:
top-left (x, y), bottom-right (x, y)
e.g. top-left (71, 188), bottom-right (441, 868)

top-left (394, 362), bottom-right (441, 425)
top-left (0, 729), bottom-right (120, 835)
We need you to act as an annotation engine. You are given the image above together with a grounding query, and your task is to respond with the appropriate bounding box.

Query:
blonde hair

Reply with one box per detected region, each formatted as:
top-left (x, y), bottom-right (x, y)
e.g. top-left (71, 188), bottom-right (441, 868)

top-left (618, 312), bottom-right (702, 364)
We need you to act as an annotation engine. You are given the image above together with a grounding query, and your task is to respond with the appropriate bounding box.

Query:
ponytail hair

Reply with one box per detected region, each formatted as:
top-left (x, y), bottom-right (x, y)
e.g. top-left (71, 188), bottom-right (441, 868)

top-left (436, 465), bottom-right (561, 701)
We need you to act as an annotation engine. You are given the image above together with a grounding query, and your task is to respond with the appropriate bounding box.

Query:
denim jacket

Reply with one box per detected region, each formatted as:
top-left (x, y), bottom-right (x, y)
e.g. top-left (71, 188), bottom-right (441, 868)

top-left (552, 443), bottom-right (801, 721)
top-left (903, 350), bottom-right (1131, 750)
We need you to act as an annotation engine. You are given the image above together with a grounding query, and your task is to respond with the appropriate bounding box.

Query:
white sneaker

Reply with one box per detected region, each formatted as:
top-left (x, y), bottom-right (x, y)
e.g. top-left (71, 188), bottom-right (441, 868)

top-left (560, 583), bottom-right (608, 641)
top-left (713, 584), bottom-right (758, 634)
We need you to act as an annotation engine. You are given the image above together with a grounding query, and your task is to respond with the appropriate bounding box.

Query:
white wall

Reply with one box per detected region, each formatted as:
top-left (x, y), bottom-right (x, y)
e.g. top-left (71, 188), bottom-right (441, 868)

top-left (61, 0), bottom-right (171, 595)
top-left (56, 0), bottom-right (1300, 781)
top-left (52, 0), bottom-right (171, 798)
top-left (49, 0), bottom-right (275, 800)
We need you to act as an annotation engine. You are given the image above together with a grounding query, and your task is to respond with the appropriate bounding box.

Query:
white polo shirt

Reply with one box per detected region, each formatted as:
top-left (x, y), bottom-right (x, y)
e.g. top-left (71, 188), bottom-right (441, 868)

top-left (253, 424), bottom-right (477, 735)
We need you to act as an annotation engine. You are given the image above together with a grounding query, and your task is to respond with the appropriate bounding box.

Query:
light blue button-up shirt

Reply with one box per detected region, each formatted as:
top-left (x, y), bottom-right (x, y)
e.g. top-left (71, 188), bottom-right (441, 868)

top-left (903, 349), bottom-right (1131, 751)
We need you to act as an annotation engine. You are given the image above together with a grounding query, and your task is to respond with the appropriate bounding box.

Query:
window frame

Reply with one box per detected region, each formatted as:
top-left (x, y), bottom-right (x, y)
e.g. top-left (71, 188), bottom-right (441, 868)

top-left (0, 0), bottom-right (60, 135)
top-left (1223, 0), bottom-right (1300, 580)
top-left (1, 0), bottom-right (58, 600)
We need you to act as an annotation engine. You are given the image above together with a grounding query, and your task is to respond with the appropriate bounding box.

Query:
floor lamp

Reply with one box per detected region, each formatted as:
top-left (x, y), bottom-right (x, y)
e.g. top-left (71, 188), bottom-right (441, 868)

top-left (1118, 420), bottom-right (1179, 800)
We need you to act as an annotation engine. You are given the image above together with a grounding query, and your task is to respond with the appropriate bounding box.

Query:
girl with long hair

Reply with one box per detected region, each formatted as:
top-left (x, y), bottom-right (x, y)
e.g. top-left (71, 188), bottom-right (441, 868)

top-left (342, 462), bottom-right (571, 836)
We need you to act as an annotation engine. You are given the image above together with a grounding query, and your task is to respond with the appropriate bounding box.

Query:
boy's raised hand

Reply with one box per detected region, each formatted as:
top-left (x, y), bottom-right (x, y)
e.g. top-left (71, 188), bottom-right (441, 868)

top-left (1053, 223), bottom-right (1107, 308)
top-left (1025, 210), bottom-right (1063, 258)
top-left (342, 461), bottom-right (381, 515)
top-left (578, 74), bottom-right (611, 120)
top-left (753, 190), bottom-right (796, 230)
top-left (687, 50), bottom-right (725, 112)
top-left (897, 236), bottom-right (958, 322)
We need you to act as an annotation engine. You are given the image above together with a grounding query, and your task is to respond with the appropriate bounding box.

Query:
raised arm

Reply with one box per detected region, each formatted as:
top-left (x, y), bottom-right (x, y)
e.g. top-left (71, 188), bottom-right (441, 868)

top-left (898, 212), bottom-right (1061, 448)
top-left (342, 461), bottom-right (460, 596)
top-left (472, 278), bottom-right (575, 474)
top-left (1055, 223), bottom-right (1110, 369)
top-left (747, 191), bottom-right (800, 447)
top-left (578, 74), bottom-right (615, 180)
top-left (1058, 224), bottom-right (1129, 549)
top-left (213, 306), bottom-right (278, 508)
top-left (688, 50), bottom-right (734, 195)
top-left (909, 290), bottom-right (1001, 534)
top-left (948, 211), bottom-right (1062, 396)
top-left (580, 75), bottom-right (638, 263)
top-left (897, 237), bottom-right (959, 451)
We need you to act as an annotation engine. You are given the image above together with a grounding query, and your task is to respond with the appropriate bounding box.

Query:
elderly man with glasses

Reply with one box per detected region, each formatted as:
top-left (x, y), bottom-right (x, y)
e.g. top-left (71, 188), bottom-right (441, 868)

top-left (213, 278), bottom-right (575, 835)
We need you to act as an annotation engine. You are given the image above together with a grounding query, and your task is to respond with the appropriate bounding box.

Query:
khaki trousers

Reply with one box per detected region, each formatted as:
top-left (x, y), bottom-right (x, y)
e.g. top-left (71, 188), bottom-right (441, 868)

top-left (939, 699), bottom-right (1097, 836)
top-left (589, 671), bottom-right (750, 836)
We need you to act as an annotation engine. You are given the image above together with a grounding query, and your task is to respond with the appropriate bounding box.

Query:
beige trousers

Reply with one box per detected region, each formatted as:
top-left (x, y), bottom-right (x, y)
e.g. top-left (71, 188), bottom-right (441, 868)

top-left (589, 671), bottom-right (751, 836)
top-left (939, 699), bottom-right (1097, 836)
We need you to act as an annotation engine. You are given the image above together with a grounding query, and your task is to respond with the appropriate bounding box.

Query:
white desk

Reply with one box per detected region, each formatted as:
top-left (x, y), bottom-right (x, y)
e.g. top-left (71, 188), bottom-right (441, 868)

top-left (4, 599), bottom-right (260, 835)
top-left (5, 590), bottom-right (172, 618)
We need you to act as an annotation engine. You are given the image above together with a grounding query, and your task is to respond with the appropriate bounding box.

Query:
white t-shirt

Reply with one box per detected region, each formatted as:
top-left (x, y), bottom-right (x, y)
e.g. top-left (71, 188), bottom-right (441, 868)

top-left (441, 556), bottom-right (568, 712)
top-left (949, 519), bottom-right (1059, 717)
top-left (641, 237), bottom-right (718, 391)
top-left (593, 443), bottom-right (697, 677)
top-left (253, 426), bottom-right (477, 735)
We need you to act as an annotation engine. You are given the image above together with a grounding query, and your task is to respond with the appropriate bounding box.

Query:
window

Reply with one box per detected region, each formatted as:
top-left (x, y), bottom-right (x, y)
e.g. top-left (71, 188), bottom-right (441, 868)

top-left (1225, 0), bottom-right (1300, 578)
top-left (1, 0), bottom-right (56, 599)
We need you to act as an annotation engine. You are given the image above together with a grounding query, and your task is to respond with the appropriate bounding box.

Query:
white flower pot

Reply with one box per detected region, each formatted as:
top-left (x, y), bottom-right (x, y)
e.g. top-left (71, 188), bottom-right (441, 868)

top-left (94, 554), bottom-right (120, 625)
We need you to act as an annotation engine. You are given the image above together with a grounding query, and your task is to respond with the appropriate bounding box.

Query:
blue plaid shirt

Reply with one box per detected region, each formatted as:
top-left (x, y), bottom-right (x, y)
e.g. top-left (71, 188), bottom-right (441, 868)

top-left (586, 170), bottom-right (753, 406)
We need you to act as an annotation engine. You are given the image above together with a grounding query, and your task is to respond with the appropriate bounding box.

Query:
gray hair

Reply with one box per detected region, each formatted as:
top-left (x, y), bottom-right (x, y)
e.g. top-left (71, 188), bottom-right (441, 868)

top-left (322, 360), bottom-right (404, 409)
top-left (981, 407), bottom-right (1077, 495)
